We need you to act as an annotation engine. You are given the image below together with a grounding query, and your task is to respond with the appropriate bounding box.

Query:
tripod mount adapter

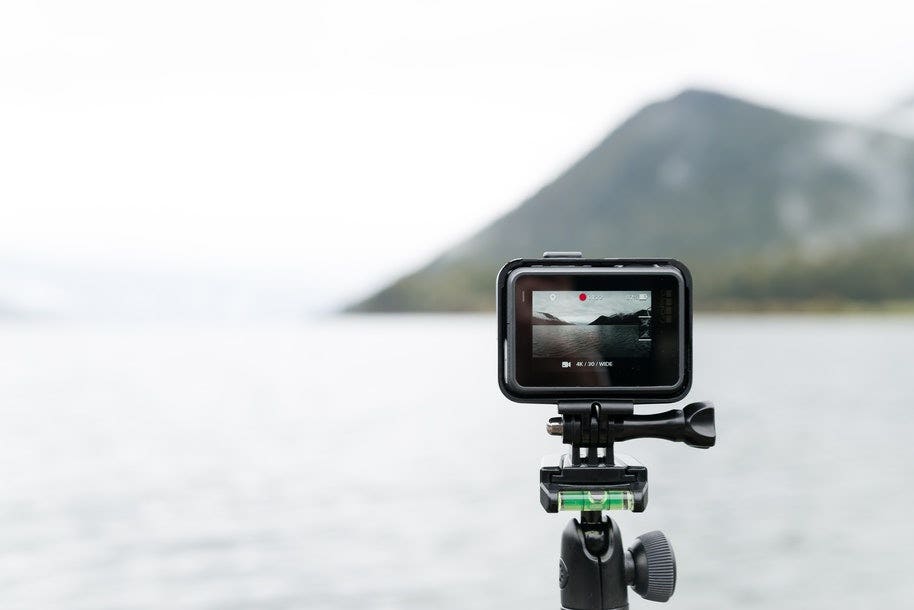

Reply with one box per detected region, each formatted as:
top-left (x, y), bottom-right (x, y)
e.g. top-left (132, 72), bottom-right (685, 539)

top-left (544, 400), bottom-right (716, 610)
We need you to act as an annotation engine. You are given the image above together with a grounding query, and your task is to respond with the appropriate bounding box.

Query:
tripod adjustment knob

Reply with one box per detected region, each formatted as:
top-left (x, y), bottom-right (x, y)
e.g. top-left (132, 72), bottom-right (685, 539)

top-left (627, 530), bottom-right (676, 602)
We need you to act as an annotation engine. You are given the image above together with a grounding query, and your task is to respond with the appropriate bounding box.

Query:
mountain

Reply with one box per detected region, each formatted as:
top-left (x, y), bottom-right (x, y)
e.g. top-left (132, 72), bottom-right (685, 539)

top-left (532, 312), bottom-right (572, 325)
top-left (350, 88), bottom-right (914, 312)
top-left (874, 93), bottom-right (914, 138)
top-left (589, 311), bottom-right (648, 325)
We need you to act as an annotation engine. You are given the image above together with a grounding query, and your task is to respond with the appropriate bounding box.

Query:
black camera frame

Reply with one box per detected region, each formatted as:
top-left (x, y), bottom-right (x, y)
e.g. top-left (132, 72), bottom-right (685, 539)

top-left (496, 253), bottom-right (693, 404)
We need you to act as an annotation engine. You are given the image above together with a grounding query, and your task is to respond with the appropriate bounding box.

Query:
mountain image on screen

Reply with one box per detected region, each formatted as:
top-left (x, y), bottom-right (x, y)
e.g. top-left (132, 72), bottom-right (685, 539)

top-left (530, 292), bottom-right (651, 359)
top-left (531, 310), bottom-right (650, 326)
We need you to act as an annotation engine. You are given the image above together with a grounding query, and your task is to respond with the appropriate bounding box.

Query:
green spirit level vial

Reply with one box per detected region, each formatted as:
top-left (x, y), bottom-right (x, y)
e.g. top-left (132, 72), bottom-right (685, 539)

top-left (557, 489), bottom-right (635, 512)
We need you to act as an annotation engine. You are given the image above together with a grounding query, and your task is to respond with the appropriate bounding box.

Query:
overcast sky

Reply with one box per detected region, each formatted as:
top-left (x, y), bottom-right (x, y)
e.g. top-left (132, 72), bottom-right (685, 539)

top-left (2, 0), bottom-right (914, 311)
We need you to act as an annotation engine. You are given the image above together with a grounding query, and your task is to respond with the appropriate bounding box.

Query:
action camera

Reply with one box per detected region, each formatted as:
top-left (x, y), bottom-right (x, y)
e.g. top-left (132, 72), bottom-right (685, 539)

top-left (496, 253), bottom-right (714, 610)
top-left (497, 253), bottom-right (692, 404)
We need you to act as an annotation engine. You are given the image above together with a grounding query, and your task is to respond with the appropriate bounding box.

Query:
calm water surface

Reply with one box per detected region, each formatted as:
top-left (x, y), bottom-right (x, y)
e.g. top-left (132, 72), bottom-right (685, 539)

top-left (1, 315), bottom-right (912, 609)
top-left (532, 324), bottom-right (647, 358)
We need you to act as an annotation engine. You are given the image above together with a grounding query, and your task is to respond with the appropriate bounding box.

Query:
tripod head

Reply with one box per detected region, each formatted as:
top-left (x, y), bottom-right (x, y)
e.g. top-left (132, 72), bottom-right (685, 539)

top-left (542, 400), bottom-right (716, 608)
top-left (541, 401), bottom-right (715, 513)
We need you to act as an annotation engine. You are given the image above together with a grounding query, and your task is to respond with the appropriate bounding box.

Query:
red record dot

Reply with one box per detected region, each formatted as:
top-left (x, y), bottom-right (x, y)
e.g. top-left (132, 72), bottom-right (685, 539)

top-left (579, 293), bottom-right (587, 301)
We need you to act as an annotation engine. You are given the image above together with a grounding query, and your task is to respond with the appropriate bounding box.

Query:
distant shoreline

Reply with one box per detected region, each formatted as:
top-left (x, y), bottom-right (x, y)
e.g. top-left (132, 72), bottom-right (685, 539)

top-left (695, 299), bottom-right (914, 314)
top-left (341, 300), bottom-right (914, 316)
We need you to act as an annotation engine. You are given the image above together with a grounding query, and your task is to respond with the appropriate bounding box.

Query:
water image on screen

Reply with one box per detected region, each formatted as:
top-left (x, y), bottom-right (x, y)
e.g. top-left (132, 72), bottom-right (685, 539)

top-left (531, 291), bottom-right (651, 359)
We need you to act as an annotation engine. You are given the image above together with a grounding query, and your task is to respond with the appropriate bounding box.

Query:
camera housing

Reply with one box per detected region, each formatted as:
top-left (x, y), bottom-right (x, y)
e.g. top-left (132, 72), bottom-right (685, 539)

top-left (497, 255), bottom-right (692, 404)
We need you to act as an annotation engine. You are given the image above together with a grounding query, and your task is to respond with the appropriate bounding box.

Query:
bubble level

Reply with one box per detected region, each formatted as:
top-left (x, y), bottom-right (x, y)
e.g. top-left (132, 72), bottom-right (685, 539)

top-left (557, 490), bottom-right (634, 511)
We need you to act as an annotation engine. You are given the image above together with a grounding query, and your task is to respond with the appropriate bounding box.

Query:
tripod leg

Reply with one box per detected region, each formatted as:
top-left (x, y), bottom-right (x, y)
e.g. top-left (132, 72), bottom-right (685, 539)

top-left (559, 512), bottom-right (628, 610)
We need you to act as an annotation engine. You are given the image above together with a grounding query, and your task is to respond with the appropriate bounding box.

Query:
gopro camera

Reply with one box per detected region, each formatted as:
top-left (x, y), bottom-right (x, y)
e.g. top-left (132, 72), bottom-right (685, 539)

top-left (497, 254), bottom-right (692, 404)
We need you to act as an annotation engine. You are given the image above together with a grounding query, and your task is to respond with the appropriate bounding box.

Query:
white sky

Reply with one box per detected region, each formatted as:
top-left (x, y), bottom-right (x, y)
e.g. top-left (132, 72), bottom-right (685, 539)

top-left (2, 0), bottom-right (914, 310)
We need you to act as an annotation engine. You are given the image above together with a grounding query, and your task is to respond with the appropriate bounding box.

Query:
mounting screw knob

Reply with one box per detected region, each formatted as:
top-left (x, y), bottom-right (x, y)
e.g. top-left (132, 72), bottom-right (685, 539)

top-left (627, 530), bottom-right (676, 602)
top-left (681, 402), bottom-right (716, 448)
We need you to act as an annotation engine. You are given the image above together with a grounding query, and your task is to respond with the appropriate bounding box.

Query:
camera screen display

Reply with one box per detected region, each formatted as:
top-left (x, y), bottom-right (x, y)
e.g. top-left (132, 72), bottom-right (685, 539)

top-left (532, 290), bottom-right (652, 359)
top-left (509, 270), bottom-right (683, 391)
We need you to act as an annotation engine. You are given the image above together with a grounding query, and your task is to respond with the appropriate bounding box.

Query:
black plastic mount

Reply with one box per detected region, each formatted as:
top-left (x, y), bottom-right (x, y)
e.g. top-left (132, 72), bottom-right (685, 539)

top-left (541, 452), bottom-right (648, 514)
top-left (548, 401), bottom-right (714, 609)
top-left (539, 401), bottom-right (715, 514)
top-left (556, 401), bottom-right (716, 455)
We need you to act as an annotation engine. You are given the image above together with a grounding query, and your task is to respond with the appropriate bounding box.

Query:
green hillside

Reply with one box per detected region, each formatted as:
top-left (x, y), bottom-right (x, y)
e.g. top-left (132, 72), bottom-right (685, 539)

top-left (350, 89), bottom-right (914, 312)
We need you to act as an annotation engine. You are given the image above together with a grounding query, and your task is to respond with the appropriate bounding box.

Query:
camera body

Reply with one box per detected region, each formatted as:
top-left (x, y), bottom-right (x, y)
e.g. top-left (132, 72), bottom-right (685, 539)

top-left (497, 255), bottom-right (692, 404)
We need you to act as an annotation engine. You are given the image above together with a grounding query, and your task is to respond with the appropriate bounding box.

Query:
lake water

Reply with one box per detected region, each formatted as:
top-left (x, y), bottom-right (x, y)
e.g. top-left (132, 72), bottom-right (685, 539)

top-left (1, 315), bottom-right (912, 609)
top-left (532, 324), bottom-right (648, 358)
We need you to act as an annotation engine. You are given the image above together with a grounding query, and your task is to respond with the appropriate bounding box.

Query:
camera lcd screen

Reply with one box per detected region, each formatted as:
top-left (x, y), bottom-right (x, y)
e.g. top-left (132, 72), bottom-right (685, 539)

top-left (509, 270), bottom-right (683, 391)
